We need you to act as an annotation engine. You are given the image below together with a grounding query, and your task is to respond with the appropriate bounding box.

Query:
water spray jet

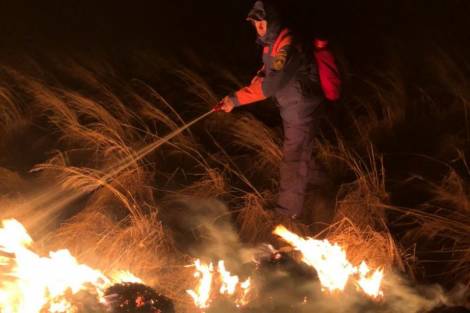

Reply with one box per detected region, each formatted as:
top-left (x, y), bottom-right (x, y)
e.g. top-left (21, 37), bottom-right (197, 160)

top-left (14, 107), bottom-right (221, 232)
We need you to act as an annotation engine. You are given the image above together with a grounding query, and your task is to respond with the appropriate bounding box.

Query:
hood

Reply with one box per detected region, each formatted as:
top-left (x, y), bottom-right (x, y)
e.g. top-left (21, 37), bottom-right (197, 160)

top-left (247, 1), bottom-right (282, 45)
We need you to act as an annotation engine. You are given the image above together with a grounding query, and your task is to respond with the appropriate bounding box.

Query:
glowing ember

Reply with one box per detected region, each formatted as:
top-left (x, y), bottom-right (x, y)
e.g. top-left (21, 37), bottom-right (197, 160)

top-left (273, 225), bottom-right (384, 298)
top-left (186, 259), bottom-right (252, 310)
top-left (0, 219), bottom-right (143, 313)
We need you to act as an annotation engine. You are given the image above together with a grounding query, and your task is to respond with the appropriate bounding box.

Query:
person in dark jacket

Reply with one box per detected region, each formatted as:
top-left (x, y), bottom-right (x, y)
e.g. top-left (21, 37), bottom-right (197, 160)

top-left (219, 0), bottom-right (325, 218)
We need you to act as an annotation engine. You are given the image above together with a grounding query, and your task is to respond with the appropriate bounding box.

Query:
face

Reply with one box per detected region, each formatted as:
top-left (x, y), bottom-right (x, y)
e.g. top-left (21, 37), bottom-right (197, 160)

top-left (252, 20), bottom-right (268, 37)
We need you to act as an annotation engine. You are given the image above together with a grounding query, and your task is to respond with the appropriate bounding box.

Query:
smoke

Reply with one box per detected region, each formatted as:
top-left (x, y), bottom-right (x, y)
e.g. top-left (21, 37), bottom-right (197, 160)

top-left (379, 273), bottom-right (447, 313)
top-left (161, 197), bottom-right (470, 313)
top-left (160, 197), bottom-right (257, 271)
top-left (246, 268), bottom-right (468, 313)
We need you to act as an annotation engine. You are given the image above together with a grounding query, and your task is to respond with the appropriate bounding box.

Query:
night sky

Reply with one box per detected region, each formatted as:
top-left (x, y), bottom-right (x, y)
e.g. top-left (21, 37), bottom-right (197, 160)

top-left (0, 1), bottom-right (468, 56)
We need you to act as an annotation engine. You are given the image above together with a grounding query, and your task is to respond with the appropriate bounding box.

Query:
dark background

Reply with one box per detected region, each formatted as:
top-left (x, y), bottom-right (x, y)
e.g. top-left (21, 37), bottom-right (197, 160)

top-left (0, 1), bottom-right (469, 64)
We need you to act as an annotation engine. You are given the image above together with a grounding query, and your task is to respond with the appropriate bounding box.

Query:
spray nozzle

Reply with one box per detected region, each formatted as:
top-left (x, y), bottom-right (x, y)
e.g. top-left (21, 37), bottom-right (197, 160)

top-left (212, 102), bottom-right (224, 112)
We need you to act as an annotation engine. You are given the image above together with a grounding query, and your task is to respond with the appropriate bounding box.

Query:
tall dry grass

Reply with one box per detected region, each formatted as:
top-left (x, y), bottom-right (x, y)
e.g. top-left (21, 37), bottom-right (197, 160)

top-left (0, 59), bottom-right (200, 311)
top-left (230, 113), bottom-right (283, 170)
top-left (397, 170), bottom-right (470, 287)
top-left (0, 48), bottom-right (468, 313)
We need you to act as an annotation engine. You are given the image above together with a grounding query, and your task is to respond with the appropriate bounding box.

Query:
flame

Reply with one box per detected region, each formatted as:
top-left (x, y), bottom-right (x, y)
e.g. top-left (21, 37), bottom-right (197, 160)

top-left (186, 259), bottom-right (252, 310)
top-left (273, 225), bottom-right (384, 298)
top-left (237, 278), bottom-right (251, 307)
top-left (357, 262), bottom-right (384, 298)
top-left (186, 259), bottom-right (214, 309)
top-left (218, 260), bottom-right (239, 295)
top-left (110, 270), bottom-right (143, 284)
top-left (0, 219), bottom-right (143, 313)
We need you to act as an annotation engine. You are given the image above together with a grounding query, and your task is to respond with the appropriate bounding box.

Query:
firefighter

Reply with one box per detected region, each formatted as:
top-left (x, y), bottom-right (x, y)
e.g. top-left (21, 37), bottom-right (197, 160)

top-left (219, 0), bottom-right (325, 218)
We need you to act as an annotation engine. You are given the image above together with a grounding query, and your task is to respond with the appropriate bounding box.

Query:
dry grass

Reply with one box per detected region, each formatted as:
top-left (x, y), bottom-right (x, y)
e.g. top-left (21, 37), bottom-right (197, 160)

top-left (0, 86), bottom-right (26, 133)
top-left (178, 168), bottom-right (228, 198)
top-left (315, 139), bottom-right (404, 271)
top-left (0, 61), bottom-right (199, 310)
top-left (396, 170), bottom-right (470, 286)
top-left (0, 49), bottom-right (468, 312)
top-left (174, 66), bottom-right (219, 111)
top-left (229, 114), bottom-right (283, 170)
top-left (236, 192), bottom-right (311, 245)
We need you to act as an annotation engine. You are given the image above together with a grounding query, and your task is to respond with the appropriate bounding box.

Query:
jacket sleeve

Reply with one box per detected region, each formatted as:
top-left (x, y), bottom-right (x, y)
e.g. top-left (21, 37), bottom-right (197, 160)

top-left (230, 36), bottom-right (301, 107)
top-left (229, 66), bottom-right (266, 107)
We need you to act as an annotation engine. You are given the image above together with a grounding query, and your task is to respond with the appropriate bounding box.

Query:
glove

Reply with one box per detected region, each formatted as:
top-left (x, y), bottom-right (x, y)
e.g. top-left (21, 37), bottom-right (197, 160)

top-left (213, 96), bottom-right (235, 113)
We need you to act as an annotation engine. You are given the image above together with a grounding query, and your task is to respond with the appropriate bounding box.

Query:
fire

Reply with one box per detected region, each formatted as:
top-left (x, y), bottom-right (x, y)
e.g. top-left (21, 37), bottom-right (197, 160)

top-left (273, 225), bottom-right (384, 298)
top-left (186, 259), bottom-right (251, 310)
top-left (186, 259), bottom-right (214, 309)
top-left (218, 260), bottom-right (239, 295)
top-left (357, 262), bottom-right (384, 298)
top-left (237, 278), bottom-right (251, 307)
top-left (0, 219), bottom-right (143, 313)
top-left (109, 270), bottom-right (143, 284)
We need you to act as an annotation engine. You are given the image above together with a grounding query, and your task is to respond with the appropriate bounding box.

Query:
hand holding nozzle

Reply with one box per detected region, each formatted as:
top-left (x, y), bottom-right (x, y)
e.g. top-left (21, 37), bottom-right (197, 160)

top-left (213, 96), bottom-right (235, 113)
top-left (212, 101), bottom-right (224, 112)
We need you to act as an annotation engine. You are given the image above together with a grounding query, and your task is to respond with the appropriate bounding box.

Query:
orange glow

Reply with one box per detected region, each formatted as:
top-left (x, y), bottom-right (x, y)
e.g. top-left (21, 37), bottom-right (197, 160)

top-left (273, 225), bottom-right (384, 298)
top-left (0, 219), bottom-right (143, 313)
top-left (186, 259), bottom-right (252, 310)
top-left (186, 259), bottom-right (214, 309)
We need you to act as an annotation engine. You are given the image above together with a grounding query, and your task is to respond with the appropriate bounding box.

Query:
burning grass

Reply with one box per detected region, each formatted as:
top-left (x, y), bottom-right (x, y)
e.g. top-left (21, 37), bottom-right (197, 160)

top-left (0, 49), bottom-right (468, 313)
top-left (0, 218), bottom-right (151, 312)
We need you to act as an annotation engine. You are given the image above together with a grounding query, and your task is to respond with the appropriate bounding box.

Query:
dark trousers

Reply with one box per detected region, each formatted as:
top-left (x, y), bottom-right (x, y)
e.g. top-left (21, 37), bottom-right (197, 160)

top-left (276, 102), bottom-right (320, 216)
